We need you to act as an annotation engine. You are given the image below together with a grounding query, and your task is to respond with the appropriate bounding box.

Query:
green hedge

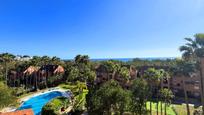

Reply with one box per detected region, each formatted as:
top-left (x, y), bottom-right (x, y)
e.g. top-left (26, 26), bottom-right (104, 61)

top-left (41, 96), bottom-right (70, 115)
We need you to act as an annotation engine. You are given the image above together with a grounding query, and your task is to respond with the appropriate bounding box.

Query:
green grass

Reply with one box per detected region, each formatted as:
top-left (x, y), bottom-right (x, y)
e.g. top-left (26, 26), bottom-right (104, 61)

top-left (172, 104), bottom-right (202, 115)
top-left (146, 102), bottom-right (176, 115)
top-left (59, 83), bottom-right (75, 91)
top-left (74, 90), bottom-right (88, 110)
top-left (146, 102), bottom-right (203, 115)
top-left (59, 82), bottom-right (88, 111)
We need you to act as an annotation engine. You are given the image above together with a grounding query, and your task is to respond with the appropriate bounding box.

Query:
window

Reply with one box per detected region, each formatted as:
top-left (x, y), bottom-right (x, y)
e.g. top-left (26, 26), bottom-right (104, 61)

top-left (185, 81), bottom-right (194, 85)
top-left (194, 86), bottom-right (199, 90)
top-left (195, 81), bottom-right (200, 84)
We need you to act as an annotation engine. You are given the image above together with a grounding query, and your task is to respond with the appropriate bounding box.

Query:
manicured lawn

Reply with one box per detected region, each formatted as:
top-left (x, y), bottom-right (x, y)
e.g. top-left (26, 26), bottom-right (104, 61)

top-left (172, 104), bottom-right (189, 115)
top-left (59, 82), bottom-right (88, 111)
top-left (146, 102), bottom-right (176, 115)
top-left (146, 102), bottom-right (202, 115)
top-left (172, 104), bottom-right (202, 115)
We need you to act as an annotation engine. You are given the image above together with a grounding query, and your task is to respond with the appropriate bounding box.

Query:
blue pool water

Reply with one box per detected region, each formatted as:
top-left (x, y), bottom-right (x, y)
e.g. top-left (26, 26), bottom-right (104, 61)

top-left (18, 91), bottom-right (63, 115)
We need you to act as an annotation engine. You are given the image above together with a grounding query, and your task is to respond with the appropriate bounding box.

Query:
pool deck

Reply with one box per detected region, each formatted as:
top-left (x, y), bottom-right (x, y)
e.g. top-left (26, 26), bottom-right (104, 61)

top-left (19, 87), bottom-right (67, 102)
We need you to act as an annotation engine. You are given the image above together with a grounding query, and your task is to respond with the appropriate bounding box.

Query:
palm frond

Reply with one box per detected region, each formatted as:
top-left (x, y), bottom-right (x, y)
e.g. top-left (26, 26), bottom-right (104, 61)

top-left (179, 45), bottom-right (192, 52)
top-left (184, 37), bottom-right (194, 43)
top-left (195, 34), bottom-right (204, 47)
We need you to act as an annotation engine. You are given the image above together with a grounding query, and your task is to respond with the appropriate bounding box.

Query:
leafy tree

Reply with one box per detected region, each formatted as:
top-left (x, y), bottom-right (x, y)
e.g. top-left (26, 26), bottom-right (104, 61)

top-left (0, 53), bottom-right (15, 85)
top-left (130, 58), bottom-right (177, 67)
top-left (103, 60), bottom-right (121, 79)
top-left (84, 69), bottom-right (96, 84)
top-left (41, 56), bottom-right (51, 65)
top-left (41, 96), bottom-right (70, 115)
top-left (118, 66), bottom-right (130, 82)
top-left (67, 55), bottom-right (96, 83)
top-left (160, 88), bottom-right (174, 115)
top-left (67, 66), bottom-right (80, 82)
top-left (0, 82), bottom-right (17, 109)
top-left (130, 78), bottom-right (149, 115)
top-left (74, 54), bottom-right (90, 65)
top-left (51, 56), bottom-right (61, 65)
top-left (47, 74), bottom-right (63, 87)
top-left (87, 80), bottom-right (131, 115)
top-left (30, 56), bottom-right (42, 66)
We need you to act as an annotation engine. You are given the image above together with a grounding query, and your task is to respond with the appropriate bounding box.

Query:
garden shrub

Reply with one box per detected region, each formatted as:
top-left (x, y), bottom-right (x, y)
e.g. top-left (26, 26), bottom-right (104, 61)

top-left (41, 96), bottom-right (70, 115)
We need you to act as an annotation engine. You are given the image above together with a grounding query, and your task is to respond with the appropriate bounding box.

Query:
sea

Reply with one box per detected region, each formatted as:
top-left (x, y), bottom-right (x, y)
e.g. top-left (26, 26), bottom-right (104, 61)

top-left (90, 57), bottom-right (176, 62)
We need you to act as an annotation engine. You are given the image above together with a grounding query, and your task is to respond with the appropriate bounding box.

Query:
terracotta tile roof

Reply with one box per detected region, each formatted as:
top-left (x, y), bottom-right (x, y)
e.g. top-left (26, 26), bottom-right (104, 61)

top-left (23, 66), bottom-right (39, 75)
top-left (39, 65), bottom-right (64, 74)
top-left (0, 109), bottom-right (34, 115)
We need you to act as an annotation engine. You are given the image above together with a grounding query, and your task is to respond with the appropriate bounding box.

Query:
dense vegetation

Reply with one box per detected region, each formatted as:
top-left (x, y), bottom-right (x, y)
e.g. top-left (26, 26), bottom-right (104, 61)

top-left (41, 96), bottom-right (70, 115)
top-left (1, 33), bottom-right (204, 114)
top-left (0, 82), bottom-right (17, 109)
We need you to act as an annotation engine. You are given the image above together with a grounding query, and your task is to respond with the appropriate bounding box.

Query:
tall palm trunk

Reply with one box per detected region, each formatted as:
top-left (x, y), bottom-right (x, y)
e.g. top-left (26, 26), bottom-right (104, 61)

top-left (156, 88), bottom-right (159, 115)
top-left (200, 58), bottom-right (204, 115)
top-left (13, 78), bottom-right (15, 87)
top-left (25, 76), bottom-right (28, 91)
top-left (150, 85), bottom-right (152, 115)
top-left (45, 75), bottom-right (48, 88)
top-left (29, 75), bottom-right (32, 88)
top-left (164, 102), bottom-right (167, 115)
top-left (199, 67), bottom-right (204, 115)
top-left (112, 71), bottom-right (116, 79)
top-left (45, 72), bottom-right (48, 88)
top-left (5, 62), bottom-right (8, 85)
top-left (182, 75), bottom-right (190, 115)
top-left (35, 73), bottom-right (38, 90)
top-left (161, 101), bottom-right (163, 115)
top-left (150, 101), bottom-right (152, 115)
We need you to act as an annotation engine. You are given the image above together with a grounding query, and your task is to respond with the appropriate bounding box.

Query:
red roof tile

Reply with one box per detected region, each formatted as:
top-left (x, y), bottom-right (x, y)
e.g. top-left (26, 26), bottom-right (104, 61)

top-left (0, 109), bottom-right (34, 115)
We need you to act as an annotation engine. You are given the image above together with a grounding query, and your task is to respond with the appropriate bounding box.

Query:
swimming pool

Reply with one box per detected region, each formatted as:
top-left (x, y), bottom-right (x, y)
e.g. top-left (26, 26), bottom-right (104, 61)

top-left (18, 91), bottom-right (64, 115)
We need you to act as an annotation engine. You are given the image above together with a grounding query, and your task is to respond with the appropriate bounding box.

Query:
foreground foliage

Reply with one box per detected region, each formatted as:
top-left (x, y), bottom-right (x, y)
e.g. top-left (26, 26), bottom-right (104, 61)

top-left (130, 78), bottom-right (149, 115)
top-left (87, 80), bottom-right (131, 115)
top-left (59, 81), bottom-right (88, 114)
top-left (41, 96), bottom-right (70, 115)
top-left (0, 82), bottom-right (17, 109)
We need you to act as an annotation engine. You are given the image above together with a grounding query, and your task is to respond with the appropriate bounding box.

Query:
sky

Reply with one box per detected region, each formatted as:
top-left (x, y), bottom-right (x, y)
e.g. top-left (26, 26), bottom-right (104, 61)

top-left (0, 0), bottom-right (204, 59)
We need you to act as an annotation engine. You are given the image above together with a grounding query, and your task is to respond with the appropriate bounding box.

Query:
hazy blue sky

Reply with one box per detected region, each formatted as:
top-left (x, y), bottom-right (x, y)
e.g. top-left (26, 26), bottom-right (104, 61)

top-left (0, 0), bottom-right (204, 59)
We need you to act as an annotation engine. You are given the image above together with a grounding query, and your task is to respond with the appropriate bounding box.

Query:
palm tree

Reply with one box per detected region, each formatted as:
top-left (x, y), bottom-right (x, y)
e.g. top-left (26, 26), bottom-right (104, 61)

top-left (0, 53), bottom-right (15, 85)
top-left (160, 88), bottom-right (174, 115)
top-left (103, 60), bottom-right (120, 80)
top-left (160, 70), bottom-right (170, 115)
top-left (118, 66), bottom-right (130, 83)
top-left (30, 56), bottom-right (41, 66)
top-left (51, 56), bottom-right (61, 65)
top-left (173, 60), bottom-right (195, 115)
top-left (74, 55), bottom-right (90, 64)
top-left (144, 68), bottom-right (164, 115)
top-left (41, 56), bottom-right (51, 65)
top-left (131, 78), bottom-right (149, 115)
top-left (81, 55), bottom-right (89, 65)
top-left (180, 34), bottom-right (204, 114)
top-left (75, 55), bottom-right (82, 64)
